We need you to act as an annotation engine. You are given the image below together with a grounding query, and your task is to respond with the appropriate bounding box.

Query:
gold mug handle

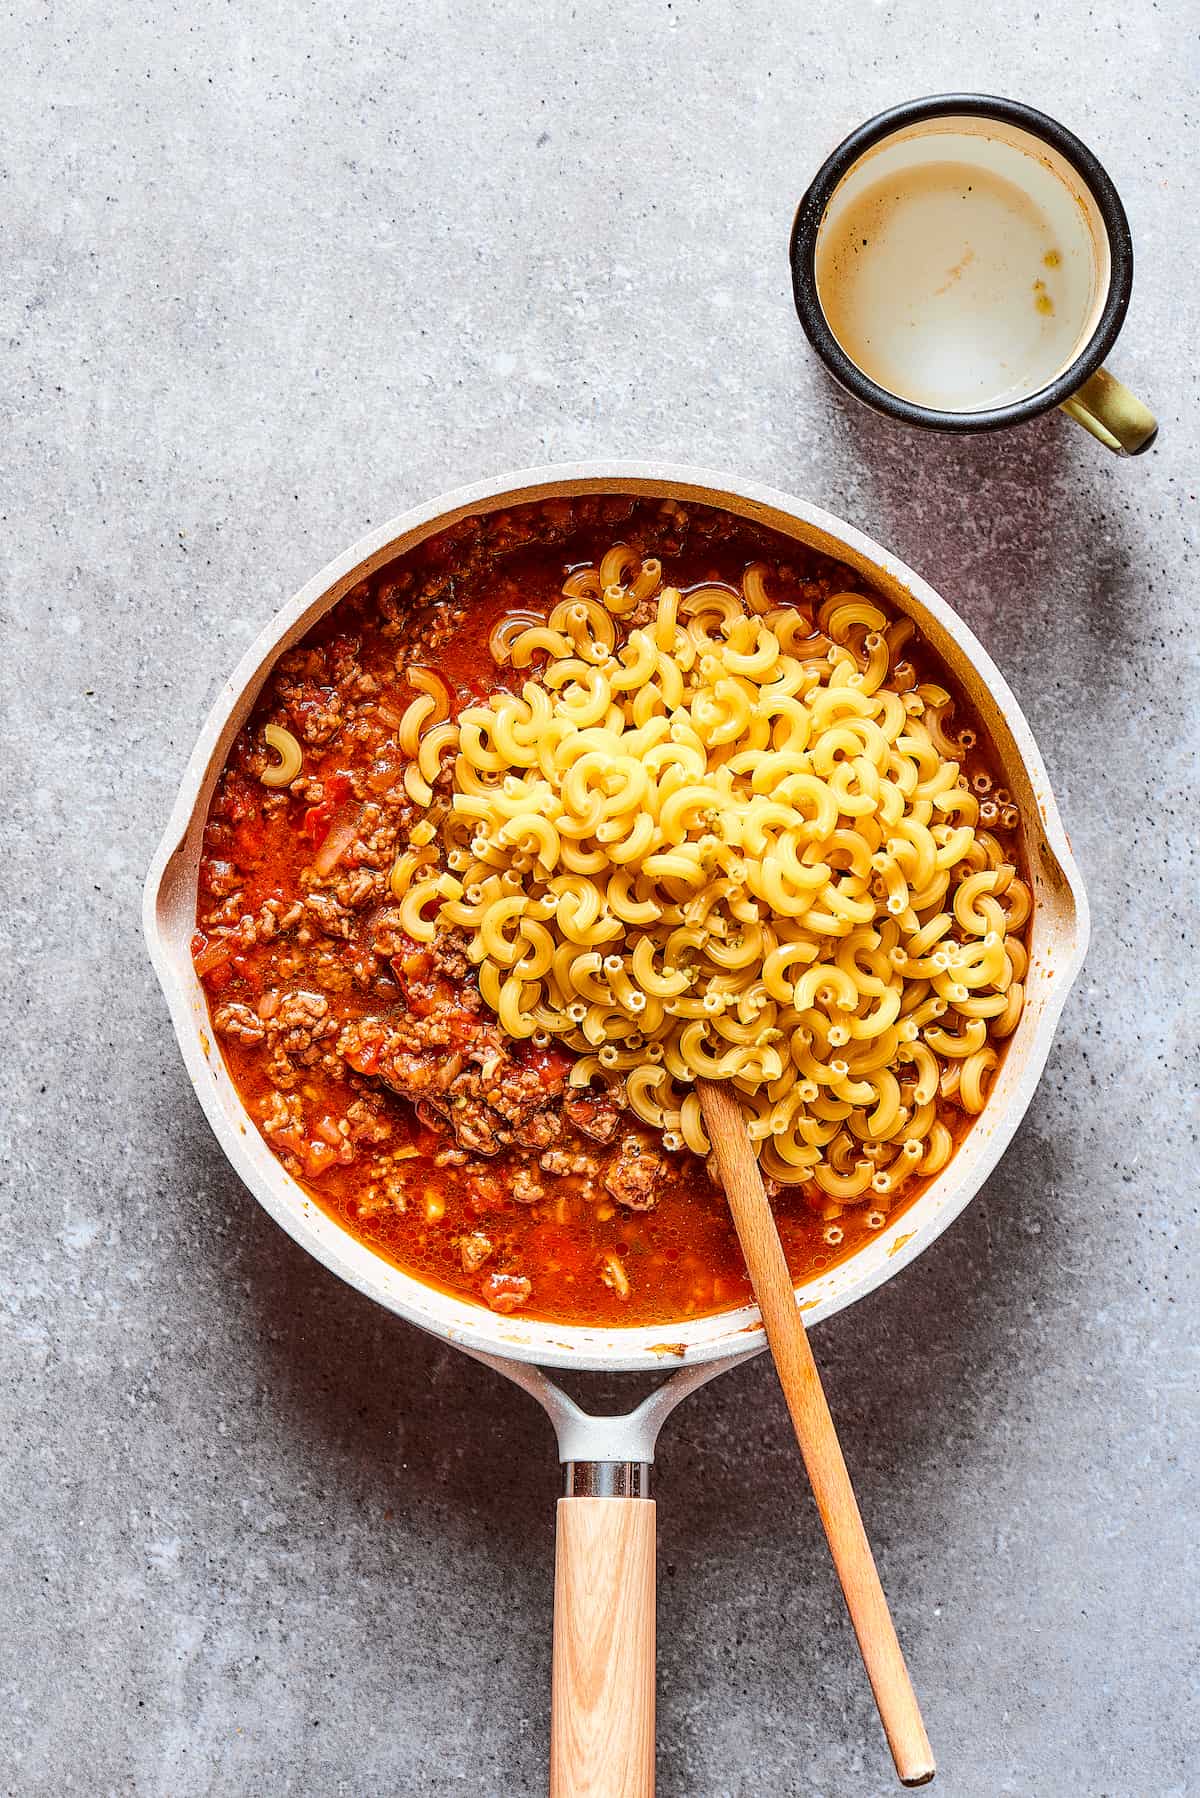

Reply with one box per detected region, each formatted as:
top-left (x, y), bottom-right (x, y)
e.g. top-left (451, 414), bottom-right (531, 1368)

top-left (1060, 366), bottom-right (1157, 456)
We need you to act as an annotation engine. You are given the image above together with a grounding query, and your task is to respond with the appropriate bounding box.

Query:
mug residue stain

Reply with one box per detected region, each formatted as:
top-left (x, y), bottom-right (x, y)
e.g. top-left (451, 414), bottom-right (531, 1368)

top-left (934, 246), bottom-right (976, 296)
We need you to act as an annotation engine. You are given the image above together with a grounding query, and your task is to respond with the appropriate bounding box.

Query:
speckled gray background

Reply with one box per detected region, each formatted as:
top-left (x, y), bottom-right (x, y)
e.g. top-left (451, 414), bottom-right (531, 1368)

top-left (2, 2), bottom-right (1197, 1793)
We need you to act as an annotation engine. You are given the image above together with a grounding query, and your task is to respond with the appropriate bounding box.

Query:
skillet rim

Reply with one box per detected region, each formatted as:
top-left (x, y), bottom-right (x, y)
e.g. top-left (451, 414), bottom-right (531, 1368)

top-left (143, 461), bottom-right (1090, 1372)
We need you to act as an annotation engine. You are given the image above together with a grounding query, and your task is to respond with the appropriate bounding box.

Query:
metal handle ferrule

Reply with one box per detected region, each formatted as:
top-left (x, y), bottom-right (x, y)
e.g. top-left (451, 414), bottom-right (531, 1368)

top-left (563, 1461), bottom-right (653, 1499)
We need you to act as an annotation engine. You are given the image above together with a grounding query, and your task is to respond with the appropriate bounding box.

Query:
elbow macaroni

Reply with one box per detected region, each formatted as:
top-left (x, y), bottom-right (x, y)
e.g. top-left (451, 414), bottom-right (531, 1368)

top-left (388, 548), bottom-right (1029, 1201)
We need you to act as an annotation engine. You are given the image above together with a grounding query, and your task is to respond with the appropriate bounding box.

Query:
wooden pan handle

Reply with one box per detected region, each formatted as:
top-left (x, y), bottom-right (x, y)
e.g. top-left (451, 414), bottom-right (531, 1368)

top-left (550, 1497), bottom-right (656, 1798)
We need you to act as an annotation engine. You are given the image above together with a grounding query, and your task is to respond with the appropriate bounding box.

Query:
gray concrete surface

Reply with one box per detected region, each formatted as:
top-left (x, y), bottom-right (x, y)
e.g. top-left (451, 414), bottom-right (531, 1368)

top-left (2, 2), bottom-right (1197, 1793)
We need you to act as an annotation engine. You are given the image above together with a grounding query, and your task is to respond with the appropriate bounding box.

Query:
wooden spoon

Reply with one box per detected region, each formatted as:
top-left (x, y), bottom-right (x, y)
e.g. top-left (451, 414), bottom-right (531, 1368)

top-left (697, 1079), bottom-right (935, 1789)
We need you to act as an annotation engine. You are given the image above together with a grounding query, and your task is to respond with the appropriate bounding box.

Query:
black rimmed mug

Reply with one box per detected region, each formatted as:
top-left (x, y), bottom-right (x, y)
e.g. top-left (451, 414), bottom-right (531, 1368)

top-left (790, 95), bottom-right (1157, 456)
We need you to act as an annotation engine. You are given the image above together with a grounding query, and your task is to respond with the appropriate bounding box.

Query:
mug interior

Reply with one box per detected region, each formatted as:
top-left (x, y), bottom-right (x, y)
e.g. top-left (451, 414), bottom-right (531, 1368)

top-left (814, 113), bottom-right (1112, 412)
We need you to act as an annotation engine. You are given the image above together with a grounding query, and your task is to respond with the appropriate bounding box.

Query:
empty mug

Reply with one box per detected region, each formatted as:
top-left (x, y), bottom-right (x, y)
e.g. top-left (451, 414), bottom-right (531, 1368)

top-left (790, 94), bottom-right (1157, 456)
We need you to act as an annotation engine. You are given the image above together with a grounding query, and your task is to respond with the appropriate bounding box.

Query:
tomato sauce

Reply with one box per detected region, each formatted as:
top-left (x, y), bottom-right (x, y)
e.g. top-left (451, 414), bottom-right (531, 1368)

top-left (194, 496), bottom-right (1028, 1326)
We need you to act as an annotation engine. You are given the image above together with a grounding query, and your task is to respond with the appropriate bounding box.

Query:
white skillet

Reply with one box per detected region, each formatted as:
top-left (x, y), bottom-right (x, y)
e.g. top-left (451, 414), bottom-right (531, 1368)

top-left (144, 464), bottom-right (1088, 1794)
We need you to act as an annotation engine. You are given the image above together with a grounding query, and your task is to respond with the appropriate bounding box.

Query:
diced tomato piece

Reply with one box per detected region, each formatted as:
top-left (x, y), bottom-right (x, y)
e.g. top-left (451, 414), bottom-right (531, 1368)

top-left (230, 954), bottom-right (262, 992)
top-left (324, 770), bottom-right (354, 803)
top-left (447, 1010), bottom-right (485, 1049)
top-left (388, 947), bottom-right (436, 1012)
top-left (305, 1140), bottom-right (340, 1176)
top-left (302, 802), bottom-right (333, 847)
top-left (388, 938), bottom-right (430, 975)
top-left (482, 1272), bottom-right (532, 1315)
top-left (192, 933), bottom-right (236, 979)
top-left (518, 1042), bottom-right (573, 1086)
top-left (366, 758), bottom-right (403, 794)
top-left (466, 1172), bottom-right (506, 1217)
top-left (343, 1039), bottom-right (381, 1077)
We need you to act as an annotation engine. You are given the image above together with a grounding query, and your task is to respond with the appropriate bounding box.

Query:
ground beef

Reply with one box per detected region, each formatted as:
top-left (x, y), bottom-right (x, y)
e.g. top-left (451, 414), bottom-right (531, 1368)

top-left (339, 1010), bottom-right (567, 1158)
top-left (349, 803), bottom-right (406, 870)
top-left (332, 868), bottom-right (384, 909)
top-left (563, 1088), bottom-right (623, 1143)
top-left (430, 929), bottom-right (472, 981)
top-left (201, 859), bottom-right (242, 899)
top-left (512, 1107), bottom-right (561, 1150)
top-left (371, 908), bottom-right (412, 958)
top-left (258, 897), bottom-right (305, 941)
top-left (260, 1090), bottom-right (302, 1140)
top-left (603, 1136), bottom-right (666, 1212)
top-left (266, 996), bottom-right (342, 1088)
top-left (482, 1271), bottom-right (532, 1314)
top-left (304, 890), bottom-right (358, 940)
top-left (451, 1092), bottom-right (506, 1156)
top-left (213, 990), bottom-right (338, 1069)
top-left (458, 1232), bottom-right (494, 1273)
top-left (274, 990), bottom-right (333, 1033)
top-left (511, 1166), bottom-right (545, 1205)
top-left (277, 645), bottom-right (329, 681)
top-left (344, 1097), bottom-right (393, 1145)
top-left (374, 570), bottom-right (416, 630)
top-left (278, 676), bottom-right (345, 746)
top-left (213, 1001), bottom-right (267, 1045)
top-left (539, 1147), bottom-right (599, 1177)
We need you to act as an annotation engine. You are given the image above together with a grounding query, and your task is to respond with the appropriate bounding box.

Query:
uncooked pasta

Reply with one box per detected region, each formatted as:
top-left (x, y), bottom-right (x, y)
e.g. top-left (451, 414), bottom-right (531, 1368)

top-left (390, 549), bottom-right (1028, 1197)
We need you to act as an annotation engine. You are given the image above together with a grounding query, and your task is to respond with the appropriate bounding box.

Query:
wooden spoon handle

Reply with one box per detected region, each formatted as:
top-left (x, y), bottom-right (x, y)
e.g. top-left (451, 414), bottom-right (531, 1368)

top-left (698, 1079), bottom-right (935, 1788)
top-left (550, 1497), bottom-right (656, 1797)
